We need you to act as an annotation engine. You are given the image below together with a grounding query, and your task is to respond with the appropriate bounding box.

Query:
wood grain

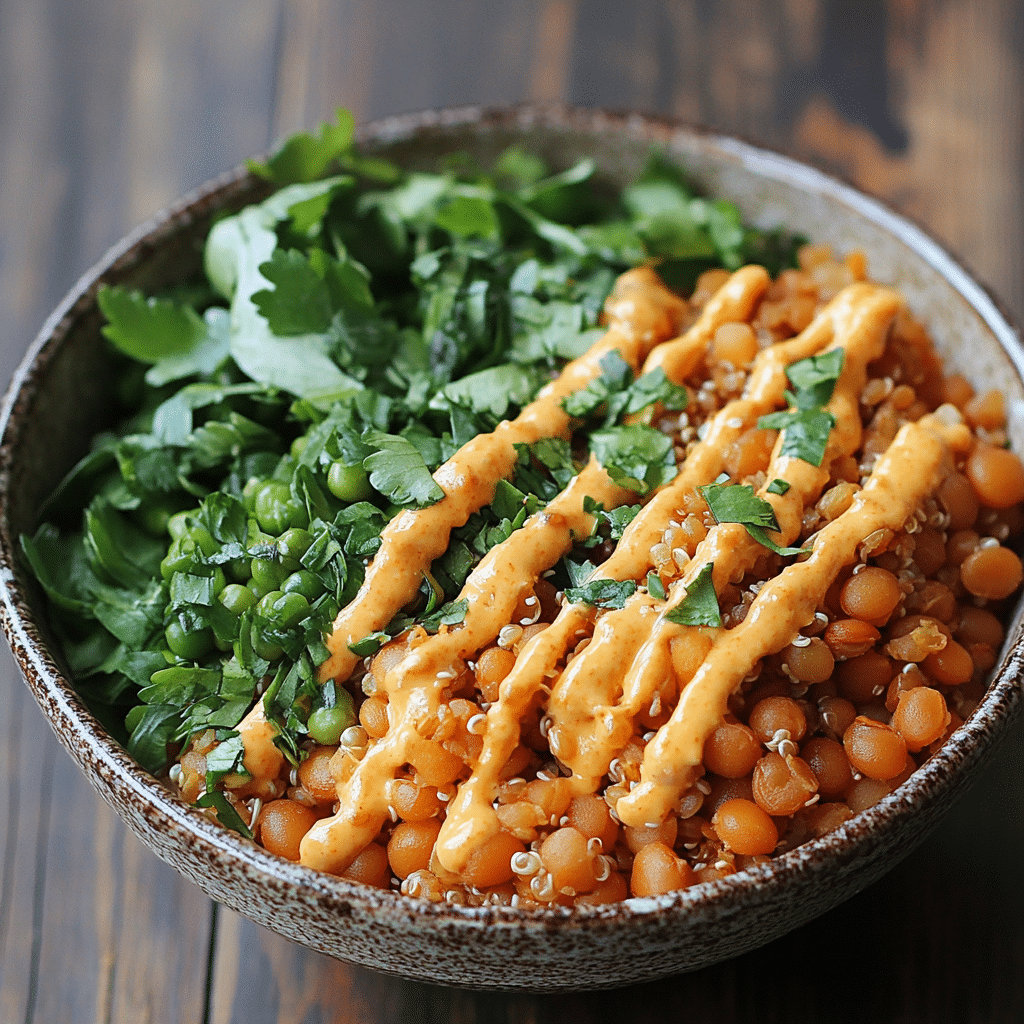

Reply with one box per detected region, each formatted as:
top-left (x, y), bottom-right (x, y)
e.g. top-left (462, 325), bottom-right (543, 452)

top-left (0, 0), bottom-right (1021, 1020)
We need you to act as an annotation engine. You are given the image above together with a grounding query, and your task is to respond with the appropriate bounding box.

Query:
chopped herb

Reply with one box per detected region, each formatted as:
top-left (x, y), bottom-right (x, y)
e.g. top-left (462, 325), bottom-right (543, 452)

top-left (196, 790), bottom-right (254, 839)
top-left (665, 562), bottom-right (722, 627)
top-left (420, 598), bottom-right (469, 634)
top-left (589, 424), bottom-right (678, 494)
top-left (700, 481), bottom-right (809, 557)
top-left (647, 571), bottom-right (666, 600)
top-left (767, 478), bottom-right (791, 496)
top-left (565, 578), bottom-right (637, 610)
top-left (785, 349), bottom-right (845, 409)
top-left (757, 408), bottom-right (836, 467)
top-left (348, 631), bottom-right (389, 657)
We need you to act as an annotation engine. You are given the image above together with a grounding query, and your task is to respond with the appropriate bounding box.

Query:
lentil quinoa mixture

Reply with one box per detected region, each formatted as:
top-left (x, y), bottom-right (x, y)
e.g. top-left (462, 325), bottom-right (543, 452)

top-left (24, 119), bottom-right (1024, 910)
top-left (188, 248), bottom-right (1024, 907)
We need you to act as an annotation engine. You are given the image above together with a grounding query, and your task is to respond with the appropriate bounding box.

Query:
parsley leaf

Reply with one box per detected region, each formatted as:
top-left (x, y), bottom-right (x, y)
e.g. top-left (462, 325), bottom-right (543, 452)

top-left (420, 598), bottom-right (469, 633)
top-left (565, 579), bottom-right (637, 609)
top-left (248, 107), bottom-right (355, 185)
top-left (700, 481), bottom-right (809, 557)
top-left (785, 349), bottom-right (845, 409)
top-left (665, 562), bottom-right (721, 627)
top-left (361, 430), bottom-right (445, 507)
top-left (757, 408), bottom-right (836, 467)
top-left (589, 424), bottom-right (678, 494)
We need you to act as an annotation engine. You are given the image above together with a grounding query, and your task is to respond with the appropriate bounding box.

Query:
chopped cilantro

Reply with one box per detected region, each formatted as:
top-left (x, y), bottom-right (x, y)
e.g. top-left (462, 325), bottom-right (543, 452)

top-left (665, 562), bottom-right (722, 628)
top-left (757, 408), bottom-right (836, 467)
top-left (362, 431), bottom-right (445, 507)
top-left (785, 349), bottom-right (845, 409)
top-left (647, 571), bottom-right (666, 600)
top-left (767, 478), bottom-right (791, 496)
top-left (565, 579), bottom-right (637, 610)
top-left (589, 424), bottom-right (678, 494)
top-left (700, 481), bottom-right (809, 557)
top-left (348, 631), bottom-right (389, 657)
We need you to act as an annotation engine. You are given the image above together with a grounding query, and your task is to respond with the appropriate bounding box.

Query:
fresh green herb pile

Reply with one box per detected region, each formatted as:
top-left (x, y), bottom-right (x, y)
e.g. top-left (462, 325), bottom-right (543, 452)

top-left (22, 110), bottom-right (802, 791)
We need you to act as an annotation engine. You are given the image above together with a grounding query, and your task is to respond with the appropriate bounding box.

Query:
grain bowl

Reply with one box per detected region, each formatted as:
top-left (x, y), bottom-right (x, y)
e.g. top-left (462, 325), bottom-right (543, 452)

top-left (1, 104), bottom-right (1022, 990)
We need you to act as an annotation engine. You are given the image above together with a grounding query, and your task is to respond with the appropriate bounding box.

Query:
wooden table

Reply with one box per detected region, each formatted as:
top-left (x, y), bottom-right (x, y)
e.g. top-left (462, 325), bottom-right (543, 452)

top-left (1, 2), bottom-right (1022, 1020)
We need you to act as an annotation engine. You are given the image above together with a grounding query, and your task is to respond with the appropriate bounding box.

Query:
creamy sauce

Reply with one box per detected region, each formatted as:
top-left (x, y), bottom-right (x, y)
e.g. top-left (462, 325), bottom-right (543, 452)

top-left (317, 266), bottom-right (685, 684)
top-left (546, 285), bottom-right (901, 799)
top-left (299, 461), bottom-right (634, 872)
top-left (433, 266), bottom-right (779, 872)
top-left (617, 412), bottom-right (971, 826)
top-left (297, 267), bottom-right (686, 872)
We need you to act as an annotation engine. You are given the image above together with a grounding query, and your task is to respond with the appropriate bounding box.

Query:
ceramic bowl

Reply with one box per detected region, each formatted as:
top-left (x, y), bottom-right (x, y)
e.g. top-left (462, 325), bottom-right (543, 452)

top-left (1, 104), bottom-right (1022, 992)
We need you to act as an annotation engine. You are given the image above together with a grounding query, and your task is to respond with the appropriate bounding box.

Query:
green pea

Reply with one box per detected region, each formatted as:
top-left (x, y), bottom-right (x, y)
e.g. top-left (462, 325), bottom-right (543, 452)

top-left (219, 584), bottom-right (257, 616)
top-left (327, 460), bottom-right (373, 503)
top-left (257, 590), bottom-right (310, 629)
top-left (306, 694), bottom-right (356, 745)
top-left (242, 476), bottom-right (263, 513)
top-left (160, 538), bottom-right (196, 580)
top-left (167, 510), bottom-right (193, 541)
top-left (252, 634), bottom-right (284, 661)
top-left (277, 528), bottom-right (313, 562)
top-left (225, 555), bottom-right (252, 583)
top-left (135, 501), bottom-right (177, 537)
top-left (290, 435), bottom-right (310, 459)
top-left (187, 524), bottom-right (219, 557)
top-left (282, 570), bottom-right (326, 602)
top-left (250, 557), bottom-right (289, 594)
top-left (254, 480), bottom-right (292, 534)
top-left (165, 620), bottom-right (214, 661)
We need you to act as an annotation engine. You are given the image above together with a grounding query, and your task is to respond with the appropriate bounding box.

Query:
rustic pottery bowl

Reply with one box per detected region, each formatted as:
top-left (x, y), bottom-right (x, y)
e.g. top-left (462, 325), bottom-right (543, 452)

top-left (1, 104), bottom-right (1022, 991)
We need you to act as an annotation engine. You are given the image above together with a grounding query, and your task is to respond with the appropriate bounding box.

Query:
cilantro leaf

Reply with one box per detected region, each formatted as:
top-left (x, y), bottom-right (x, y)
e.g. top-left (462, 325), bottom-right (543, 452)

top-left (785, 350), bottom-right (845, 409)
top-left (98, 286), bottom-right (208, 363)
top-left (565, 579), bottom-right (637, 610)
top-left (348, 631), bottom-right (389, 657)
top-left (421, 598), bottom-right (469, 633)
top-left (252, 249), bottom-right (334, 335)
top-left (196, 790), bottom-right (254, 838)
top-left (204, 733), bottom-right (247, 788)
top-left (757, 408), bottom-right (836, 467)
top-left (700, 481), bottom-right (809, 557)
top-left (647, 571), bottom-right (666, 600)
top-left (589, 424), bottom-right (678, 494)
top-left (665, 562), bottom-right (721, 627)
top-left (362, 430), bottom-right (445, 507)
top-left (700, 482), bottom-right (779, 532)
top-left (248, 107), bottom-right (355, 185)
top-left (433, 363), bottom-right (545, 420)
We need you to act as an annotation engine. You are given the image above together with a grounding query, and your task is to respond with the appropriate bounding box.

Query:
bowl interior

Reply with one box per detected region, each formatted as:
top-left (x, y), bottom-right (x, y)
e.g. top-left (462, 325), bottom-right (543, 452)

top-left (1, 105), bottom-right (1022, 990)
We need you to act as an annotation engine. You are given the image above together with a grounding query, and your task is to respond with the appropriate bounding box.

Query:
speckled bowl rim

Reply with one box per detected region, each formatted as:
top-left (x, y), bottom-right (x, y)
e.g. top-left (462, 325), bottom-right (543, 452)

top-left (1, 102), bottom-right (1022, 961)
